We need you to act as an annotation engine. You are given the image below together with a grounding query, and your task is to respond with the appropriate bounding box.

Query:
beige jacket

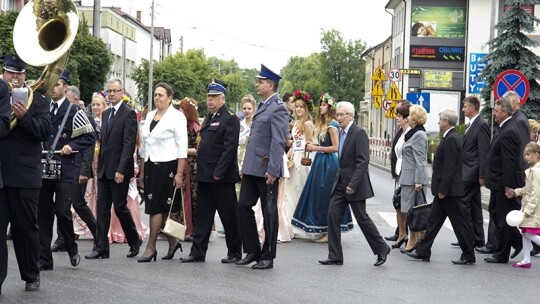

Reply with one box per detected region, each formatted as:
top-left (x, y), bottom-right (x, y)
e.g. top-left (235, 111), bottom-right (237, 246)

top-left (514, 163), bottom-right (540, 228)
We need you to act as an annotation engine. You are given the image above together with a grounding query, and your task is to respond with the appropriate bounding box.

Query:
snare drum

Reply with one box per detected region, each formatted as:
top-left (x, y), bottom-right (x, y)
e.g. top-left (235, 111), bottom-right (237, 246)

top-left (41, 159), bottom-right (62, 179)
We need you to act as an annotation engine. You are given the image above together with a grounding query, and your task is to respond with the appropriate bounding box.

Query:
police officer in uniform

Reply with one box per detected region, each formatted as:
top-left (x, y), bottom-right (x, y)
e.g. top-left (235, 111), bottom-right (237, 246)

top-left (236, 65), bottom-right (289, 270)
top-left (180, 79), bottom-right (242, 263)
top-left (0, 54), bottom-right (51, 292)
top-left (37, 70), bottom-right (95, 271)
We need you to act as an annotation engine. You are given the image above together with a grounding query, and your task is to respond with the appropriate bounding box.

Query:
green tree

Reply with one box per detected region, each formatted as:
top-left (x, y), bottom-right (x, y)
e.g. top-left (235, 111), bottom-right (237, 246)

top-left (319, 29), bottom-right (366, 112)
top-left (280, 54), bottom-right (325, 98)
top-left (480, 0), bottom-right (540, 120)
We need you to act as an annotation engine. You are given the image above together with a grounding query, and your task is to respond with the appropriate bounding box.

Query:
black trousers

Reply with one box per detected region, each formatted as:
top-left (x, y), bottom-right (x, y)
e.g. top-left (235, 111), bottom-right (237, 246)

top-left (38, 180), bottom-right (78, 266)
top-left (238, 175), bottom-right (279, 260)
top-left (417, 196), bottom-right (475, 260)
top-left (0, 187), bottom-right (40, 285)
top-left (327, 184), bottom-right (387, 261)
top-left (490, 190), bottom-right (521, 262)
top-left (189, 182), bottom-right (241, 259)
top-left (462, 181), bottom-right (485, 247)
top-left (95, 178), bottom-right (139, 253)
top-left (54, 182), bottom-right (97, 246)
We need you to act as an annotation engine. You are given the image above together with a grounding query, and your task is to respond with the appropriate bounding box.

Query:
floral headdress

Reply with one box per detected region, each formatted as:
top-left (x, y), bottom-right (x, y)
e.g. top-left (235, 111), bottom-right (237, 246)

top-left (294, 89), bottom-right (314, 112)
top-left (319, 93), bottom-right (336, 110)
top-left (122, 95), bottom-right (136, 109)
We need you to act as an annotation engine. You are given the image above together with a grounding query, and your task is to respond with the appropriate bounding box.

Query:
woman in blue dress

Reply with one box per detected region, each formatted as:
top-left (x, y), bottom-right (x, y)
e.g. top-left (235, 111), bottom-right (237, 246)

top-left (292, 93), bottom-right (353, 242)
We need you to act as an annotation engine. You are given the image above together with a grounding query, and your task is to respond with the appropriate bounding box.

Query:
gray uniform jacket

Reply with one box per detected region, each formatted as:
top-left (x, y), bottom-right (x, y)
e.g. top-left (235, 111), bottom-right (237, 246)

top-left (241, 93), bottom-right (288, 178)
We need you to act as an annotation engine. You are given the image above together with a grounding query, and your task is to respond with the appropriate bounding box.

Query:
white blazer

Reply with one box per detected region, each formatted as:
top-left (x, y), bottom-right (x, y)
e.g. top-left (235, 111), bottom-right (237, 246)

top-left (140, 105), bottom-right (188, 162)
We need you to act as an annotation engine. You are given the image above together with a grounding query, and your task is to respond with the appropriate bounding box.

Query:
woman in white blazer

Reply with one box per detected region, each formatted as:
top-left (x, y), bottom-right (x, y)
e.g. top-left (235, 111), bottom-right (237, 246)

top-left (399, 105), bottom-right (429, 253)
top-left (138, 83), bottom-right (188, 262)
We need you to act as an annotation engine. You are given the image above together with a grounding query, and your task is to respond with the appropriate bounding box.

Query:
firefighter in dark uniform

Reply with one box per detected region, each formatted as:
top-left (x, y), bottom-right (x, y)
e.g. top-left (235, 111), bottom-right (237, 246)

top-left (180, 79), bottom-right (242, 263)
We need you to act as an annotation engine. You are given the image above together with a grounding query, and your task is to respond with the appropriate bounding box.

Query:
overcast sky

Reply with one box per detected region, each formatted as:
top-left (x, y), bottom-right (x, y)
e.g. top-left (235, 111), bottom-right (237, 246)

top-left (116, 0), bottom-right (392, 73)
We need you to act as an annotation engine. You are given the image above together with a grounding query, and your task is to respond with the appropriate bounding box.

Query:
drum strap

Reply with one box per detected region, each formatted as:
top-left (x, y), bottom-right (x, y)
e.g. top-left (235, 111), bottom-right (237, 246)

top-left (46, 102), bottom-right (73, 162)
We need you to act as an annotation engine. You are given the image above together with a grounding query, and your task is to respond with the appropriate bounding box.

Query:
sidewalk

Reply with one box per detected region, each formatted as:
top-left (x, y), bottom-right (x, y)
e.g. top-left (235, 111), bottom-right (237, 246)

top-left (370, 160), bottom-right (490, 211)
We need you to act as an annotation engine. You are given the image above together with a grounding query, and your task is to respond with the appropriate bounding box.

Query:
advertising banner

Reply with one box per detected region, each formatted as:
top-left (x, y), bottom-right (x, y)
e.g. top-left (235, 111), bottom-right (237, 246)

top-left (423, 71), bottom-right (453, 89)
top-left (410, 45), bottom-right (464, 62)
top-left (411, 6), bottom-right (466, 39)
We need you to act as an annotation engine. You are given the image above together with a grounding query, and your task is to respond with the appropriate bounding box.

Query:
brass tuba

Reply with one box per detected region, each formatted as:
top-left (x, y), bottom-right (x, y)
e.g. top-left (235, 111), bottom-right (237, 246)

top-left (10, 0), bottom-right (78, 129)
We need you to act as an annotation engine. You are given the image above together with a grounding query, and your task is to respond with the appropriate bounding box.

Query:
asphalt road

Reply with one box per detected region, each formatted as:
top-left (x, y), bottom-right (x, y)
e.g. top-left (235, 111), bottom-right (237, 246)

top-left (1, 165), bottom-right (538, 303)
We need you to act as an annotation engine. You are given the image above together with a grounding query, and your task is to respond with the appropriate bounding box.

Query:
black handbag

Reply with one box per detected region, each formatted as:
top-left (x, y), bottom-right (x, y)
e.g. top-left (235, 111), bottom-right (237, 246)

top-left (392, 184), bottom-right (401, 210)
top-left (407, 189), bottom-right (431, 232)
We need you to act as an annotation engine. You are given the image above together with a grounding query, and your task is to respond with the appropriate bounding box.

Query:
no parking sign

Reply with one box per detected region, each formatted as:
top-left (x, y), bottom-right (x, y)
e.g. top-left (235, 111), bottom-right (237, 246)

top-left (493, 69), bottom-right (530, 105)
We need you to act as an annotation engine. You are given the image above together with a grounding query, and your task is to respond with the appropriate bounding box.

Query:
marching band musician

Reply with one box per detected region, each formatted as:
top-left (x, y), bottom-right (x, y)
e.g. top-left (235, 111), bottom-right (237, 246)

top-left (37, 70), bottom-right (95, 272)
top-left (0, 54), bottom-right (51, 293)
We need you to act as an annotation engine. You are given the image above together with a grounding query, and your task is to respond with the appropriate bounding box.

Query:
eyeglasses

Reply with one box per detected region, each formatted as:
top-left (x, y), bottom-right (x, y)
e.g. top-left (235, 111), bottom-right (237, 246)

top-left (335, 113), bottom-right (351, 118)
top-left (107, 89), bottom-right (123, 94)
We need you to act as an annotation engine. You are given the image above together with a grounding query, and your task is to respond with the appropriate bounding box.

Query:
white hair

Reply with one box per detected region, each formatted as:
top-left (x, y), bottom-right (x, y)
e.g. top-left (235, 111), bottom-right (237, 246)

top-left (336, 101), bottom-right (355, 116)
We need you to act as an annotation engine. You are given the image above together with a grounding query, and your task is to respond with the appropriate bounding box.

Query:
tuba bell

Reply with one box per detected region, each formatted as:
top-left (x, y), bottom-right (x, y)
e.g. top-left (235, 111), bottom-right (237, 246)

top-left (10, 0), bottom-right (78, 129)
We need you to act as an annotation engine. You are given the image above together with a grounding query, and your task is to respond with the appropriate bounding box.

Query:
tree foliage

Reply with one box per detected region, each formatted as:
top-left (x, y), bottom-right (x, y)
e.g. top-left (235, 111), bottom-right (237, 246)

top-left (0, 12), bottom-right (111, 103)
top-left (480, 0), bottom-right (540, 120)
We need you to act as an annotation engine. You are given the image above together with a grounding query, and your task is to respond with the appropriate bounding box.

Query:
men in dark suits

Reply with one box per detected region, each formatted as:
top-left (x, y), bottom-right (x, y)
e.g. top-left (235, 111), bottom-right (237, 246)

top-left (460, 96), bottom-right (490, 249)
top-left (38, 71), bottom-right (95, 271)
top-left (50, 86), bottom-right (97, 252)
top-left (180, 80), bottom-right (242, 263)
top-left (319, 101), bottom-right (390, 267)
top-left (0, 54), bottom-right (51, 292)
top-left (483, 97), bottom-right (523, 263)
top-left (236, 65), bottom-right (288, 270)
top-left (407, 109), bottom-right (475, 264)
top-left (86, 79), bottom-right (142, 259)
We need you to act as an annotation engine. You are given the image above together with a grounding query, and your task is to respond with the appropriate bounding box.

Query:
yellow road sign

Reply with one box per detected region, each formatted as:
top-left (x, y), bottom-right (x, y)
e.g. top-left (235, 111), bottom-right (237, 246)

top-left (385, 82), bottom-right (402, 100)
top-left (385, 100), bottom-right (397, 119)
top-left (371, 66), bottom-right (387, 81)
top-left (373, 95), bottom-right (382, 108)
top-left (371, 81), bottom-right (384, 96)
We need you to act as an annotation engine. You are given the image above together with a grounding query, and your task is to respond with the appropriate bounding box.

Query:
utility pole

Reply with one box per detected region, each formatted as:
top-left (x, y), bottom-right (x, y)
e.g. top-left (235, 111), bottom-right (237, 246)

top-left (148, 0), bottom-right (155, 111)
top-left (92, 0), bottom-right (101, 38)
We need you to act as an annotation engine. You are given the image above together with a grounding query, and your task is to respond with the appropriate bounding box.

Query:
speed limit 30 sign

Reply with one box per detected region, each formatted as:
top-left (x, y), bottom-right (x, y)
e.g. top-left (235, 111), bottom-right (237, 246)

top-left (388, 68), bottom-right (401, 82)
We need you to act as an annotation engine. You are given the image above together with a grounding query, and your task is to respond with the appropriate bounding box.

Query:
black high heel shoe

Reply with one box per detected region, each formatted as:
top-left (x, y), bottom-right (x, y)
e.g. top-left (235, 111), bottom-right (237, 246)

top-left (391, 238), bottom-right (408, 249)
top-left (161, 242), bottom-right (183, 260)
top-left (137, 251), bottom-right (157, 263)
top-left (400, 244), bottom-right (417, 254)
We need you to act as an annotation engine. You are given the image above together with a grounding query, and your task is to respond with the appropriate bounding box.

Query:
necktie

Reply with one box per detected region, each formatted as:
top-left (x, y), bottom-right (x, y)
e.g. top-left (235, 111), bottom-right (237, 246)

top-left (109, 107), bottom-right (116, 122)
top-left (338, 130), bottom-right (346, 157)
top-left (465, 122), bottom-right (471, 134)
top-left (50, 102), bottom-right (58, 115)
top-left (495, 126), bottom-right (501, 136)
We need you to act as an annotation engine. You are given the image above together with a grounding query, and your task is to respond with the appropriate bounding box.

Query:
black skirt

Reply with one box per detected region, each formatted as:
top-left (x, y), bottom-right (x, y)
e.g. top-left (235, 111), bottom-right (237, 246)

top-left (144, 159), bottom-right (181, 215)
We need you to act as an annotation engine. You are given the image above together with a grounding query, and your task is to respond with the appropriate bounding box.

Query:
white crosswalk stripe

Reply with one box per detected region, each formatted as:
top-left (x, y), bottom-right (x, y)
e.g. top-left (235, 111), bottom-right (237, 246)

top-left (377, 212), bottom-right (490, 231)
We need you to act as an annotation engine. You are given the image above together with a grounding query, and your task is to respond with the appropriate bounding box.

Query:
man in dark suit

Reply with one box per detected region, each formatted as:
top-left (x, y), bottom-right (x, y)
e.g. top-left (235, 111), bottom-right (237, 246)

top-left (180, 80), bottom-right (242, 263)
top-left (0, 54), bottom-right (51, 292)
top-left (483, 97), bottom-right (523, 263)
top-left (50, 85), bottom-right (97, 252)
top-left (407, 109), bottom-right (475, 264)
top-left (236, 65), bottom-right (289, 270)
top-left (319, 101), bottom-right (390, 267)
top-left (459, 96), bottom-right (490, 250)
top-left (86, 79), bottom-right (142, 260)
top-left (38, 71), bottom-right (95, 271)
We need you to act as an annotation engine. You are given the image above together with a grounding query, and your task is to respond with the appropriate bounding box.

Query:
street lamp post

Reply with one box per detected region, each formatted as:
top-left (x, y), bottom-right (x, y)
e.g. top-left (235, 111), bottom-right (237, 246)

top-left (179, 26), bottom-right (197, 53)
top-left (148, 0), bottom-right (155, 111)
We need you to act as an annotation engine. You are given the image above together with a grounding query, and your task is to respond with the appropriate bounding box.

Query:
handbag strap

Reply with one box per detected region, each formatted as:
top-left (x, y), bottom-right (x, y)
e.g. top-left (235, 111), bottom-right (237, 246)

top-left (415, 188), bottom-right (427, 204)
top-left (47, 102), bottom-right (73, 161)
top-left (167, 187), bottom-right (186, 223)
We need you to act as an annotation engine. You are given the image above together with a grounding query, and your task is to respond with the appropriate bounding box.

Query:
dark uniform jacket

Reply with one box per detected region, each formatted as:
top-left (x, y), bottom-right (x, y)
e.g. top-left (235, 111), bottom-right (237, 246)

top-left (75, 113), bottom-right (97, 179)
top-left (197, 105), bottom-right (240, 183)
top-left (432, 128), bottom-right (463, 197)
top-left (43, 98), bottom-right (96, 183)
top-left (0, 88), bottom-right (51, 188)
top-left (0, 80), bottom-right (11, 188)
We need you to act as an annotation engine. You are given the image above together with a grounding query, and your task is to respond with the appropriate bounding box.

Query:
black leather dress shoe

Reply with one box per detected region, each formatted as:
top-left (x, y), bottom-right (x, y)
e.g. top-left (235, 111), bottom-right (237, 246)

top-left (531, 247), bottom-right (540, 257)
top-left (384, 234), bottom-right (398, 242)
top-left (318, 259), bottom-right (343, 265)
top-left (50, 243), bottom-right (66, 252)
top-left (84, 250), bottom-right (109, 259)
top-left (510, 247), bottom-right (522, 259)
top-left (475, 246), bottom-right (495, 254)
top-left (252, 260), bottom-right (273, 269)
top-left (235, 253), bottom-right (260, 265)
top-left (452, 258), bottom-right (475, 265)
top-left (450, 242), bottom-right (459, 247)
top-left (25, 277), bottom-right (40, 292)
top-left (221, 256), bottom-right (240, 264)
top-left (38, 262), bottom-right (53, 271)
top-left (179, 255), bottom-right (205, 263)
top-left (70, 253), bottom-right (81, 267)
top-left (406, 250), bottom-right (430, 262)
top-left (484, 257), bottom-right (507, 263)
top-left (127, 239), bottom-right (143, 258)
top-left (374, 246), bottom-right (391, 266)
